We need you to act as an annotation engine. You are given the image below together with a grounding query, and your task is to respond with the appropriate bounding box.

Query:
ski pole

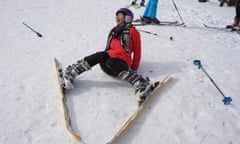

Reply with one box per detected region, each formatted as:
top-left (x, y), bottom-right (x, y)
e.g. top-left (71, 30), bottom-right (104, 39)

top-left (193, 60), bottom-right (232, 105)
top-left (138, 29), bottom-right (174, 40)
top-left (138, 29), bottom-right (158, 36)
top-left (171, 0), bottom-right (185, 25)
top-left (23, 22), bottom-right (43, 37)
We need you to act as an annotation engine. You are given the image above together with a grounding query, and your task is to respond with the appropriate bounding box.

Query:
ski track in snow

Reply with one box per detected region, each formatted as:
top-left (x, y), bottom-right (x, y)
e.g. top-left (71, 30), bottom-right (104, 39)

top-left (1, 0), bottom-right (240, 144)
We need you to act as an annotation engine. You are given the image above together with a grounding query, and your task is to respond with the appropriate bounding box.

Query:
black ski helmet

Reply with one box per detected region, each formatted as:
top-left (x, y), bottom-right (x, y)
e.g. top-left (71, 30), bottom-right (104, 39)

top-left (116, 8), bottom-right (134, 23)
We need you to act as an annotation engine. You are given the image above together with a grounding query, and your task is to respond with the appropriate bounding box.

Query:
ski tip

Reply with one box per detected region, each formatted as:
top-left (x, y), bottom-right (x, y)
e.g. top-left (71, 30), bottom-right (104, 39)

top-left (54, 57), bottom-right (58, 63)
top-left (73, 134), bottom-right (81, 141)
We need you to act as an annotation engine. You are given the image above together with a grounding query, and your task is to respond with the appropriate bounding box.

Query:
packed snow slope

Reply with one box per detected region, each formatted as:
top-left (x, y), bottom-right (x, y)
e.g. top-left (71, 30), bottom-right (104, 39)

top-left (0, 0), bottom-right (240, 144)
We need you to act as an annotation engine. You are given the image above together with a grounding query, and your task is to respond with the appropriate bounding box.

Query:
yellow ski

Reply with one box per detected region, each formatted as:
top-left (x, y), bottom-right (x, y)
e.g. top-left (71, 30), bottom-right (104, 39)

top-left (53, 58), bottom-right (81, 141)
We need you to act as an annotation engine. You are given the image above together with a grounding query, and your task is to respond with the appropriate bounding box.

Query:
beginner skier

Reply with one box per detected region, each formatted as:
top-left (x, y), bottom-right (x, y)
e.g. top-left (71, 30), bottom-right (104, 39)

top-left (226, 0), bottom-right (240, 30)
top-left (61, 8), bottom-right (155, 105)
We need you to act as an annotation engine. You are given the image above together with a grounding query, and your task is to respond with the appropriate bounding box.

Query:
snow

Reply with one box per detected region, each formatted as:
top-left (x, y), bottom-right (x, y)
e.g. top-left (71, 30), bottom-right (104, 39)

top-left (0, 0), bottom-right (240, 144)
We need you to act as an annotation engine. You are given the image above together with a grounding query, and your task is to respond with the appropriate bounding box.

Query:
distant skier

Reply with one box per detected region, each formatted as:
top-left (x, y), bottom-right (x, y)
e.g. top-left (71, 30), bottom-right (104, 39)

top-left (140, 0), bottom-right (160, 24)
top-left (61, 8), bottom-right (155, 105)
top-left (131, 0), bottom-right (145, 6)
top-left (226, 0), bottom-right (240, 30)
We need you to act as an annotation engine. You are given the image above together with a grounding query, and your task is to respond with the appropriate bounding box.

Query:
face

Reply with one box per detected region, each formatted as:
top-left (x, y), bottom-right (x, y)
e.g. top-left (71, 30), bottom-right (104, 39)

top-left (116, 12), bottom-right (125, 25)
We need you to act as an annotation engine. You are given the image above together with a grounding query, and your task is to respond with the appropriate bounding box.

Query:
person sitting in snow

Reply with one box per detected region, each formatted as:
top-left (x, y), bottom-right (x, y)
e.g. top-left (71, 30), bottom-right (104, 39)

top-left (61, 8), bottom-right (155, 105)
top-left (140, 0), bottom-right (160, 24)
top-left (131, 0), bottom-right (145, 6)
top-left (226, 0), bottom-right (240, 30)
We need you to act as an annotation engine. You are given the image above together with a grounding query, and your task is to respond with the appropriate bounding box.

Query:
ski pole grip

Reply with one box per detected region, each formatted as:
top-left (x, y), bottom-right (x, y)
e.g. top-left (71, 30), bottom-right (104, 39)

top-left (222, 96), bottom-right (232, 105)
top-left (193, 60), bottom-right (202, 69)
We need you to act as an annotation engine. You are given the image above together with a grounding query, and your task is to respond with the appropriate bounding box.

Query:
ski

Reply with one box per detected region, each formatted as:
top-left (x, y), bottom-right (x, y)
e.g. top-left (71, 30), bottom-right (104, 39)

top-left (133, 19), bottom-right (185, 26)
top-left (203, 24), bottom-right (229, 31)
top-left (106, 75), bottom-right (171, 144)
top-left (203, 24), bottom-right (240, 34)
top-left (53, 58), bottom-right (81, 141)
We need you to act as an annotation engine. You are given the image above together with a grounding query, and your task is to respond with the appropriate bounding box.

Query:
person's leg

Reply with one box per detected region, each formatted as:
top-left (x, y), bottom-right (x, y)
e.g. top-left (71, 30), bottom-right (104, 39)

top-left (132, 0), bottom-right (137, 5)
top-left (63, 52), bottom-right (109, 89)
top-left (140, 0), bottom-right (145, 6)
top-left (100, 57), bottom-right (153, 103)
top-left (143, 0), bottom-right (158, 18)
top-left (236, 0), bottom-right (240, 18)
top-left (226, 0), bottom-right (240, 28)
top-left (227, 0), bottom-right (240, 29)
top-left (231, 0), bottom-right (240, 30)
top-left (100, 58), bottom-right (129, 77)
top-left (84, 52), bottom-right (109, 67)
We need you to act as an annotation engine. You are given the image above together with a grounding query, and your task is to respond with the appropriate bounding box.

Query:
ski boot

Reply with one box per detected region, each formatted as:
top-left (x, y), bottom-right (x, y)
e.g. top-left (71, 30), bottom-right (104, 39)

top-left (226, 16), bottom-right (240, 30)
top-left (62, 59), bottom-right (91, 90)
top-left (140, 16), bottom-right (152, 24)
top-left (231, 26), bottom-right (240, 31)
top-left (131, 0), bottom-right (137, 5)
top-left (152, 18), bottom-right (160, 24)
top-left (120, 68), bottom-right (155, 105)
top-left (140, 0), bottom-right (145, 6)
top-left (134, 76), bottom-right (156, 105)
top-left (141, 16), bottom-right (160, 24)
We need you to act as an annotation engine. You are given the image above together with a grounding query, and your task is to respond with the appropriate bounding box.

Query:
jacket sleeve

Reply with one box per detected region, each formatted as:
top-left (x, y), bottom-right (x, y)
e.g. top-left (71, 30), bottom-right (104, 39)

top-left (130, 27), bottom-right (141, 70)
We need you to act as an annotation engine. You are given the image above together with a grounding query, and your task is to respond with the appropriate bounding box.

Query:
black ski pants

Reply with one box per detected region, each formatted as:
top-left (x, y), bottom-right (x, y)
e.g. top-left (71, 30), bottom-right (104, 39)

top-left (84, 51), bottom-right (129, 77)
top-left (236, 0), bottom-right (240, 18)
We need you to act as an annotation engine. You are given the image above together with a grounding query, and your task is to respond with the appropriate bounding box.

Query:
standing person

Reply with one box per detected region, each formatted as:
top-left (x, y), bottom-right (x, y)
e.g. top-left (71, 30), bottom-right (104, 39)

top-left (226, 0), bottom-right (240, 30)
top-left (131, 0), bottom-right (145, 6)
top-left (140, 0), bottom-right (160, 24)
top-left (61, 8), bottom-right (155, 105)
